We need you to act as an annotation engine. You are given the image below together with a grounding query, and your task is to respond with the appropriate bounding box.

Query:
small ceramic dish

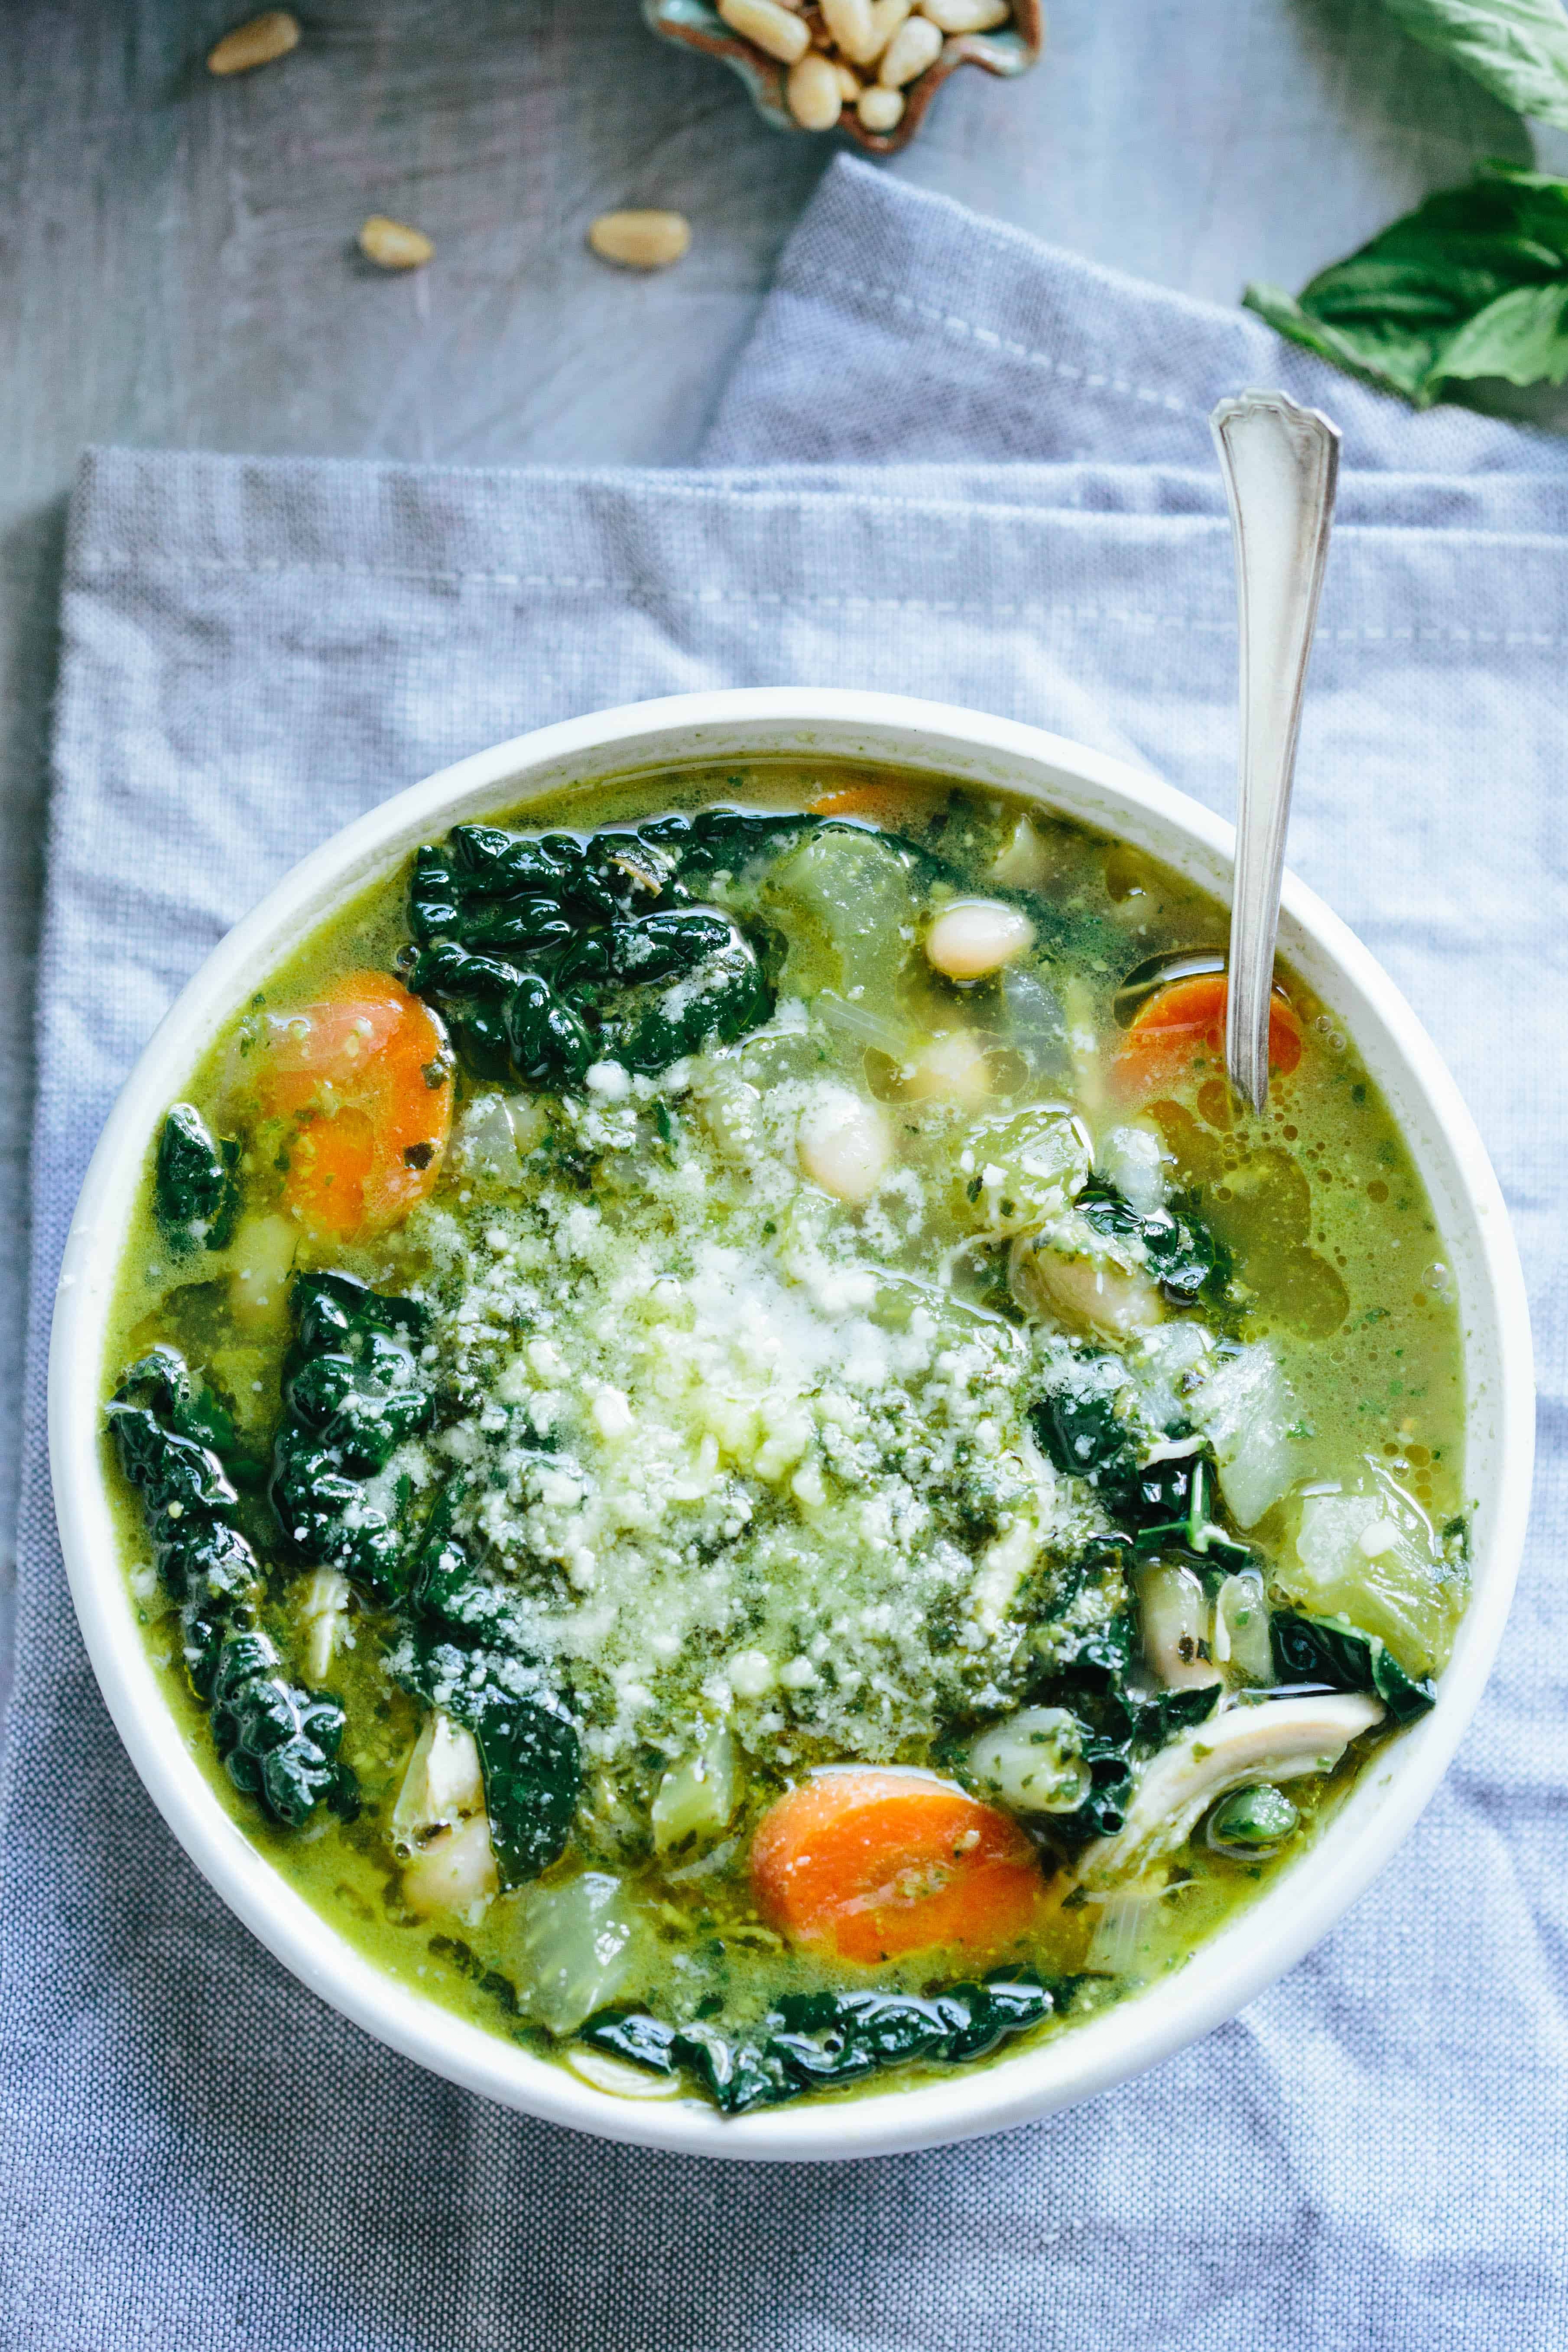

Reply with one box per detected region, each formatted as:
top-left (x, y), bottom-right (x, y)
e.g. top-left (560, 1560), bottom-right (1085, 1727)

top-left (643, 0), bottom-right (1045, 156)
top-left (49, 688), bottom-right (1532, 2161)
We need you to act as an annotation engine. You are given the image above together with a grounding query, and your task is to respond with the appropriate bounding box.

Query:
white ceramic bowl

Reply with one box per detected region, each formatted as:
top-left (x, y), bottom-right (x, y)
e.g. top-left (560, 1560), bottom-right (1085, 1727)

top-left (49, 689), bottom-right (1533, 2161)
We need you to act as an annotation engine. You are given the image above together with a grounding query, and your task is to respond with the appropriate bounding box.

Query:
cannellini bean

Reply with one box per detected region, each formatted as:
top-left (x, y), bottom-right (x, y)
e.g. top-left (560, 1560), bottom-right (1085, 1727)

top-left (358, 216), bottom-right (434, 271)
top-left (588, 209), bottom-right (691, 270)
top-left (926, 898), bottom-right (1035, 980)
top-left (879, 12), bottom-right (942, 83)
top-left (1010, 1230), bottom-right (1165, 1339)
top-left (402, 1813), bottom-right (499, 1919)
top-left (857, 84), bottom-right (906, 129)
top-left (1137, 1563), bottom-right (1221, 1692)
top-left (798, 1088), bottom-right (893, 1203)
top-left (919, 0), bottom-right (1010, 29)
top-left (787, 49), bottom-right (844, 127)
top-left (967, 1707), bottom-right (1089, 1815)
top-left (719, 0), bottom-right (812, 59)
top-left (906, 1029), bottom-right (991, 1108)
top-left (208, 10), bottom-right (299, 73)
top-left (821, 0), bottom-right (879, 62)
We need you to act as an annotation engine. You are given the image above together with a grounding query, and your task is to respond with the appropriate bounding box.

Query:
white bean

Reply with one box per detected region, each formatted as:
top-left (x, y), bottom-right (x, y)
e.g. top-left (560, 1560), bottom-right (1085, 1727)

top-left (719, 0), bottom-right (812, 59)
top-left (925, 898), bottom-right (1035, 980)
top-left (967, 1707), bottom-right (1089, 1814)
top-left (1010, 1230), bottom-right (1165, 1339)
top-left (588, 210), bottom-right (692, 270)
top-left (821, 0), bottom-right (879, 62)
top-left (402, 1813), bottom-right (499, 1919)
top-left (919, 0), bottom-right (1009, 29)
top-left (787, 50), bottom-right (843, 127)
top-left (906, 1029), bottom-right (991, 1108)
top-left (797, 1088), bottom-right (893, 1203)
top-left (856, 84), bottom-right (906, 129)
top-left (879, 12), bottom-right (942, 84)
top-left (1137, 1563), bottom-right (1221, 1691)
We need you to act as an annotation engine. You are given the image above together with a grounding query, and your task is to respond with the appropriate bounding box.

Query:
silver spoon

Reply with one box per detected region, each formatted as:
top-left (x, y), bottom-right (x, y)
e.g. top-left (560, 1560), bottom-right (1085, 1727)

top-left (1210, 390), bottom-right (1341, 1111)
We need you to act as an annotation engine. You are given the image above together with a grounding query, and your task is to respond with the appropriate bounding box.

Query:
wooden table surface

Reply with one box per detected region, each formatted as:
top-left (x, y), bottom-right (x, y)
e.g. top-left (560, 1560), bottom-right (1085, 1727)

top-left (0, 0), bottom-right (1536, 1687)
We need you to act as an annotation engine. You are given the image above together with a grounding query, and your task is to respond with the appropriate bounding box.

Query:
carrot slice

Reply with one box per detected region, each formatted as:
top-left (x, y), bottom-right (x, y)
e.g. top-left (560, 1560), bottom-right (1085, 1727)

top-left (750, 1769), bottom-right (1045, 1965)
top-left (810, 781), bottom-right (947, 831)
top-left (256, 970), bottom-right (452, 1241)
top-left (1113, 973), bottom-right (1302, 1101)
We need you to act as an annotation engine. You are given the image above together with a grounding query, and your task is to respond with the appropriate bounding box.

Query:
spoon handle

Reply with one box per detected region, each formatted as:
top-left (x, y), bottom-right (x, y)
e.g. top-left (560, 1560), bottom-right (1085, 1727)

top-left (1211, 390), bottom-right (1341, 1111)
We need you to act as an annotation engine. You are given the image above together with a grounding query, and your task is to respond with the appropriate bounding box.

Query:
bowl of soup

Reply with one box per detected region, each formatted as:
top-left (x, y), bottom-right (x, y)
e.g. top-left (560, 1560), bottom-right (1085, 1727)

top-left (49, 688), bottom-right (1532, 2160)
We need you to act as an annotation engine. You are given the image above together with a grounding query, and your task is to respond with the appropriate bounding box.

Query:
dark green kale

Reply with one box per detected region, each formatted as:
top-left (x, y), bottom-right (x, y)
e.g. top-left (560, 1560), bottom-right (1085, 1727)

top-left (580, 1974), bottom-right (1062, 2115)
top-left (1016, 1613), bottom-right (1222, 1845)
top-left (396, 1485), bottom-right (582, 1886)
top-left (1030, 1361), bottom-right (1247, 1563)
top-left (106, 1349), bottom-right (345, 1829)
top-left (406, 816), bottom-right (776, 1087)
top-left (270, 1270), bottom-right (431, 1599)
top-left (154, 1102), bottom-right (240, 1257)
top-left (1075, 1177), bottom-right (1231, 1312)
top-left (1271, 1608), bottom-right (1435, 1725)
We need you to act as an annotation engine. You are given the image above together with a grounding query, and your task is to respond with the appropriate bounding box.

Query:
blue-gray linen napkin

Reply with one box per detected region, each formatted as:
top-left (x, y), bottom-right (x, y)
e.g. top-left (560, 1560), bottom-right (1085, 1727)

top-left (3, 156), bottom-right (1564, 2352)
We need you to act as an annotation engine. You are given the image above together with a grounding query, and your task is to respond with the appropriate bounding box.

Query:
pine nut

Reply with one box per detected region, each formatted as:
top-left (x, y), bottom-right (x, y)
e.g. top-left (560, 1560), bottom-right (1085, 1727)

top-left (833, 57), bottom-right (864, 96)
top-left (856, 82), bottom-right (906, 128)
top-left (718, 0), bottom-right (811, 62)
top-left (919, 0), bottom-right (1009, 28)
top-left (880, 13), bottom-right (943, 84)
top-left (820, 0), bottom-right (880, 64)
top-left (587, 209), bottom-right (692, 270)
top-left (357, 216), bottom-right (434, 271)
top-left (207, 10), bottom-right (300, 74)
top-left (787, 51), bottom-right (844, 128)
top-left (864, 0), bottom-right (914, 60)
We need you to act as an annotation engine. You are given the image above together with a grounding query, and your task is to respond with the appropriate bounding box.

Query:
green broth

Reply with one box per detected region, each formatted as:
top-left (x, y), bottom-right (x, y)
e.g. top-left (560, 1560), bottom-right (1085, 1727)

top-left (104, 761), bottom-right (1468, 2112)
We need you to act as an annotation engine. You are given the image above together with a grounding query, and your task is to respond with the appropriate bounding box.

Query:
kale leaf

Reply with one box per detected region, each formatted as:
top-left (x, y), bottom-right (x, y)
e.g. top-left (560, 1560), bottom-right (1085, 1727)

top-left (1271, 1608), bottom-right (1436, 1725)
top-left (271, 1270), bottom-right (431, 1599)
top-left (406, 816), bottom-right (775, 1087)
top-left (1075, 1177), bottom-right (1231, 1312)
top-left (1244, 162), bottom-right (1568, 406)
top-left (396, 1484), bottom-right (582, 1886)
top-left (1379, 0), bottom-right (1568, 129)
top-left (580, 1973), bottom-right (1062, 2114)
top-left (154, 1102), bottom-right (240, 1257)
top-left (1030, 1361), bottom-right (1245, 1563)
top-left (106, 1348), bottom-right (345, 1829)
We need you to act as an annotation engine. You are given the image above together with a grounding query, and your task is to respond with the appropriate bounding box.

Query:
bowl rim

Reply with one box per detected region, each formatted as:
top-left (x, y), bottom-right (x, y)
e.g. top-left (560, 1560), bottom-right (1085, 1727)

top-left (48, 685), bottom-right (1534, 2162)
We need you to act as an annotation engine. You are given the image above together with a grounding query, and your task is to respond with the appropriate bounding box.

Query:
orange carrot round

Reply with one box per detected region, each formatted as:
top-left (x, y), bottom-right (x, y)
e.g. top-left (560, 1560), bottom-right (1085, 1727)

top-left (810, 781), bottom-right (946, 831)
top-left (256, 970), bottom-right (452, 1241)
top-left (750, 1768), bottom-right (1045, 1965)
top-left (1113, 972), bottom-right (1302, 1100)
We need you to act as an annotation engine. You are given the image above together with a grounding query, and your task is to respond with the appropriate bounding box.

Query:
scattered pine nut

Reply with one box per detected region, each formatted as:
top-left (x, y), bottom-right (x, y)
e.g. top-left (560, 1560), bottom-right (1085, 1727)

top-left (856, 82), bottom-right (906, 129)
top-left (717, 0), bottom-right (812, 62)
top-left (918, 0), bottom-right (1009, 26)
top-left (832, 57), bottom-right (864, 96)
top-left (787, 50), bottom-right (844, 127)
top-left (880, 13), bottom-right (942, 84)
top-left (207, 10), bottom-right (300, 75)
top-left (588, 210), bottom-right (692, 270)
top-left (357, 216), bottom-right (435, 271)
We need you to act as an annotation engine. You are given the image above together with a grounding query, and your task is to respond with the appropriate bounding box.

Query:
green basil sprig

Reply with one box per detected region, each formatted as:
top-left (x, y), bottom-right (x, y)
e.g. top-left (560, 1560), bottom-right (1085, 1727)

top-left (1380, 0), bottom-right (1568, 129)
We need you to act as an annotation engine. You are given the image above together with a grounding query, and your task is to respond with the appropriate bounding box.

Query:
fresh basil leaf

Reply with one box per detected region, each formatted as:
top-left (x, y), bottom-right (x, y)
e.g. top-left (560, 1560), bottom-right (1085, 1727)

top-left (1433, 276), bottom-right (1568, 381)
top-left (1380, 0), bottom-right (1568, 130)
top-left (1244, 160), bottom-right (1568, 406)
